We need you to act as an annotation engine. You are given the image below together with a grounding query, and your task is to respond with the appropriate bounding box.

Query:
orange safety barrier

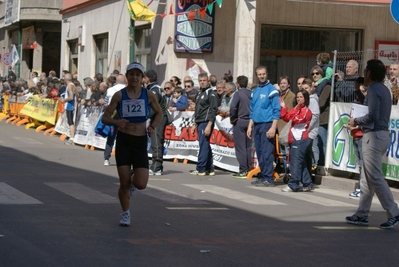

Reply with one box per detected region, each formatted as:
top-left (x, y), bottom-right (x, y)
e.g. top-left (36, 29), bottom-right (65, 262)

top-left (246, 134), bottom-right (283, 181)
top-left (173, 158), bottom-right (189, 164)
top-left (0, 93), bottom-right (9, 121)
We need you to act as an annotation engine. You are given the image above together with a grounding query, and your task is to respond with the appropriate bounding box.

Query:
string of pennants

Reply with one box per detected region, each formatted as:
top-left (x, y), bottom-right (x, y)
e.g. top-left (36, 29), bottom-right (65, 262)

top-left (158, 0), bottom-right (223, 20)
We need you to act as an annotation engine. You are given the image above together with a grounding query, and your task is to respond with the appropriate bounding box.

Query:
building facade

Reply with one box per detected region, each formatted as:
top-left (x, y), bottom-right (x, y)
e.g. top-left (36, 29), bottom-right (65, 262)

top-left (59, 0), bottom-right (397, 86)
top-left (0, 0), bottom-right (62, 79)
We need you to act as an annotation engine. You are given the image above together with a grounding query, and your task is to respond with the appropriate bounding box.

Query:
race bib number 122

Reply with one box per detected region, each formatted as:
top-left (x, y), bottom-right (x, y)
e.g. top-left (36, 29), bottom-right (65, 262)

top-left (122, 99), bottom-right (145, 117)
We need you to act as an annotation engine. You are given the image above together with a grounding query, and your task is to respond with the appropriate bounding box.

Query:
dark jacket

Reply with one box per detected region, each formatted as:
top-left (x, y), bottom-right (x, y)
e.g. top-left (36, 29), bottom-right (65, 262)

top-left (229, 87), bottom-right (251, 125)
top-left (194, 87), bottom-right (218, 124)
top-left (147, 83), bottom-right (167, 120)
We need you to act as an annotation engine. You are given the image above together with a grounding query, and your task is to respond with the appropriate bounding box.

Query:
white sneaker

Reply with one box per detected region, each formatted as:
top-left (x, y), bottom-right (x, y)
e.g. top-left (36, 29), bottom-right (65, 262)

top-left (130, 185), bottom-right (136, 197)
top-left (119, 211), bottom-right (130, 226)
top-left (149, 169), bottom-right (162, 176)
top-left (64, 139), bottom-right (73, 145)
top-left (104, 159), bottom-right (110, 166)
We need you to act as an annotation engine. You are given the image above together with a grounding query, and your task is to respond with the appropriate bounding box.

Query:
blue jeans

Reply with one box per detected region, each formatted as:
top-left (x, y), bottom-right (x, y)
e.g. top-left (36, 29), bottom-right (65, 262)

top-left (317, 125), bottom-right (328, 166)
top-left (254, 122), bottom-right (275, 183)
top-left (197, 122), bottom-right (214, 172)
top-left (289, 138), bottom-right (313, 191)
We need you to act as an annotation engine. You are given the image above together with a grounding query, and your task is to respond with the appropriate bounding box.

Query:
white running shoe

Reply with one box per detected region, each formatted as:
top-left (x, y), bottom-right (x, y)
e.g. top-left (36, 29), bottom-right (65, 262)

top-left (130, 185), bottom-right (136, 197)
top-left (119, 211), bottom-right (130, 226)
top-left (104, 159), bottom-right (110, 166)
top-left (149, 169), bottom-right (162, 175)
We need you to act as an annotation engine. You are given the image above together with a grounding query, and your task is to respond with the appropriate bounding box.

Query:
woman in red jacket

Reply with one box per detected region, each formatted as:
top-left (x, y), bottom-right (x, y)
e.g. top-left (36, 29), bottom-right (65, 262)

top-left (280, 90), bottom-right (314, 192)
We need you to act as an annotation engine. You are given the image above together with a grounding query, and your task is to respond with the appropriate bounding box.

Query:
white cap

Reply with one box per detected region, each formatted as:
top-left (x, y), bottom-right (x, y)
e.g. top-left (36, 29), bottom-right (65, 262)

top-left (126, 62), bottom-right (144, 74)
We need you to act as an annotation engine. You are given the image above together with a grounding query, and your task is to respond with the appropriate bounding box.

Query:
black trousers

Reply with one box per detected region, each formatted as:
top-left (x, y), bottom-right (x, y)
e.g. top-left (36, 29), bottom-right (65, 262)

top-left (150, 115), bottom-right (167, 172)
top-left (233, 119), bottom-right (252, 173)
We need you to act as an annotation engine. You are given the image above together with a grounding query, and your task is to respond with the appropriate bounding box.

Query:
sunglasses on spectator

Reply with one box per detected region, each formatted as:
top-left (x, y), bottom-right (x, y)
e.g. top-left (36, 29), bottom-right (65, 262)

top-left (312, 72), bottom-right (320, 76)
top-left (184, 85), bottom-right (192, 88)
top-left (164, 87), bottom-right (171, 90)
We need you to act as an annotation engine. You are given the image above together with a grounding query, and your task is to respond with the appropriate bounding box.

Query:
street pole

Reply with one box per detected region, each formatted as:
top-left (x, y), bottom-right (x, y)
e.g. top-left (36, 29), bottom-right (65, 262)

top-left (17, 20), bottom-right (21, 79)
top-left (129, 19), bottom-right (135, 63)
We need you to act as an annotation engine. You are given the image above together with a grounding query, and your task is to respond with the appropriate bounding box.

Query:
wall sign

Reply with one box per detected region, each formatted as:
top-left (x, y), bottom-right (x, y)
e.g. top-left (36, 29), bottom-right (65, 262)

top-left (174, 1), bottom-right (215, 53)
top-left (375, 40), bottom-right (399, 67)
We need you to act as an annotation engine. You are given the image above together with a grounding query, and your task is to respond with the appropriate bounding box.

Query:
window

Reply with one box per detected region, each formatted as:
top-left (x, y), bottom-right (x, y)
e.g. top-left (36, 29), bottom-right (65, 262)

top-left (259, 25), bottom-right (362, 85)
top-left (260, 25), bottom-right (362, 52)
top-left (94, 34), bottom-right (108, 77)
top-left (68, 40), bottom-right (78, 75)
top-left (135, 26), bottom-right (151, 70)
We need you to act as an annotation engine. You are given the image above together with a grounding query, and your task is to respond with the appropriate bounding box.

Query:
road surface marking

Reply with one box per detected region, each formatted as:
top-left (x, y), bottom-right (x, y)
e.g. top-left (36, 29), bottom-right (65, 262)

top-left (166, 207), bottom-right (229, 210)
top-left (314, 226), bottom-right (381, 230)
top-left (184, 184), bottom-right (287, 205)
top-left (144, 185), bottom-right (210, 205)
top-left (45, 182), bottom-right (119, 204)
top-left (249, 187), bottom-right (357, 207)
top-left (14, 137), bottom-right (44, 144)
top-left (0, 182), bottom-right (43, 204)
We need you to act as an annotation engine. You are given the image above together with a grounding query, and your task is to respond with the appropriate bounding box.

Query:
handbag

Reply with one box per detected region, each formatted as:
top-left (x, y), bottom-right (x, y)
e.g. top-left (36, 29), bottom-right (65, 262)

top-left (278, 120), bottom-right (292, 146)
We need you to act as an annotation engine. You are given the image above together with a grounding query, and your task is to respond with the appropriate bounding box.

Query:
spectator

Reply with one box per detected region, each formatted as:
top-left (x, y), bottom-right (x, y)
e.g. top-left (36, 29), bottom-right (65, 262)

top-left (170, 76), bottom-right (181, 88)
top-left (59, 74), bottom-right (76, 145)
top-left (229, 75), bottom-right (252, 178)
top-left (94, 72), bottom-right (103, 83)
top-left (384, 61), bottom-right (399, 104)
top-left (183, 79), bottom-right (198, 98)
top-left (222, 73), bottom-right (233, 83)
top-left (335, 60), bottom-right (359, 102)
top-left (146, 69), bottom-right (168, 176)
top-left (31, 72), bottom-right (39, 85)
top-left (209, 74), bottom-right (217, 90)
top-left (314, 52), bottom-right (333, 96)
top-left (280, 90), bottom-right (314, 192)
top-left (247, 66), bottom-right (280, 187)
top-left (301, 78), bottom-right (320, 174)
top-left (219, 82), bottom-right (236, 117)
top-left (169, 86), bottom-right (188, 111)
top-left (276, 75), bottom-right (295, 174)
top-left (163, 81), bottom-right (175, 108)
top-left (311, 65), bottom-right (331, 167)
top-left (215, 81), bottom-right (225, 107)
top-left (187, 94), bottom-right (196, 111)
top-left (189, 73), bottom-right (218, 176)
top-left (103, 74), bottom-right (126, 166)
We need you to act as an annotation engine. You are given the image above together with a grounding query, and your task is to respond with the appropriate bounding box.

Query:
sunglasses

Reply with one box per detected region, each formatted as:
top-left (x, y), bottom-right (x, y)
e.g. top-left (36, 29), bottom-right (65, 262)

top-left (164, 87), bottom-right (171, 90)
top-left (184, 85), bottom-right (191, 88)
top-left (312, 72), bottom-right (320, 76)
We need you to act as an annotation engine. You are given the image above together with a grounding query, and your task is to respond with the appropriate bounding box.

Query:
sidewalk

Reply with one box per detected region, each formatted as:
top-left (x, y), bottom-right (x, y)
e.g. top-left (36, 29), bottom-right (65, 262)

top-left (316, 168), bottom-right (399, 200)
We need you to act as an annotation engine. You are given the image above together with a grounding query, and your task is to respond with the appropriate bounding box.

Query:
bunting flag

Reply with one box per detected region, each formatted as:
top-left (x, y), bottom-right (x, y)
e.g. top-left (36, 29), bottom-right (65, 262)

top-left (156, 0), bottom-right (222, 20)
top-left (126, 0), bottom-right (156, 22)
top-left (156, 36), bottom-right (173, 64)
top-left (186, 59), bottom-right (207, 74)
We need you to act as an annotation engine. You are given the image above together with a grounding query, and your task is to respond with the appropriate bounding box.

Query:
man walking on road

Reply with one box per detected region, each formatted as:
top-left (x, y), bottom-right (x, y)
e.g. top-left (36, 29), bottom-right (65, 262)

top-left (346, 59), bottom-right (399, 229)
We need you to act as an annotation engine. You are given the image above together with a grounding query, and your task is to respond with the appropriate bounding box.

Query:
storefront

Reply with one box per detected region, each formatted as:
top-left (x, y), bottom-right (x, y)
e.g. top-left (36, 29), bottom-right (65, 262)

top-left (60, 0), bottom-right (397, 86)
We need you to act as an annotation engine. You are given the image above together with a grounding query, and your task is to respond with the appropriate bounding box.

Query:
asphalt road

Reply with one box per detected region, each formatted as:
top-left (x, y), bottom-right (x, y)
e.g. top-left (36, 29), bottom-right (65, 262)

top-left (0, 120), bottom-right (398, 267)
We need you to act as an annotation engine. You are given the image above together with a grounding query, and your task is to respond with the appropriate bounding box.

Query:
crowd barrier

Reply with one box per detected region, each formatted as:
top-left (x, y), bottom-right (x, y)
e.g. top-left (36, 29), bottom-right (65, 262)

top-left (2, 95), bottom-right (399, 182)
top-left (326, 103), bottom-right (399, 182)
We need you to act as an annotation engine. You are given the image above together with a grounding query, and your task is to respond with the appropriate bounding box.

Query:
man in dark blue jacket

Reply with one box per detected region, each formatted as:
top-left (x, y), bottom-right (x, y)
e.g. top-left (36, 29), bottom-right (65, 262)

top-left (229, 75), bottom-right (252, 178)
